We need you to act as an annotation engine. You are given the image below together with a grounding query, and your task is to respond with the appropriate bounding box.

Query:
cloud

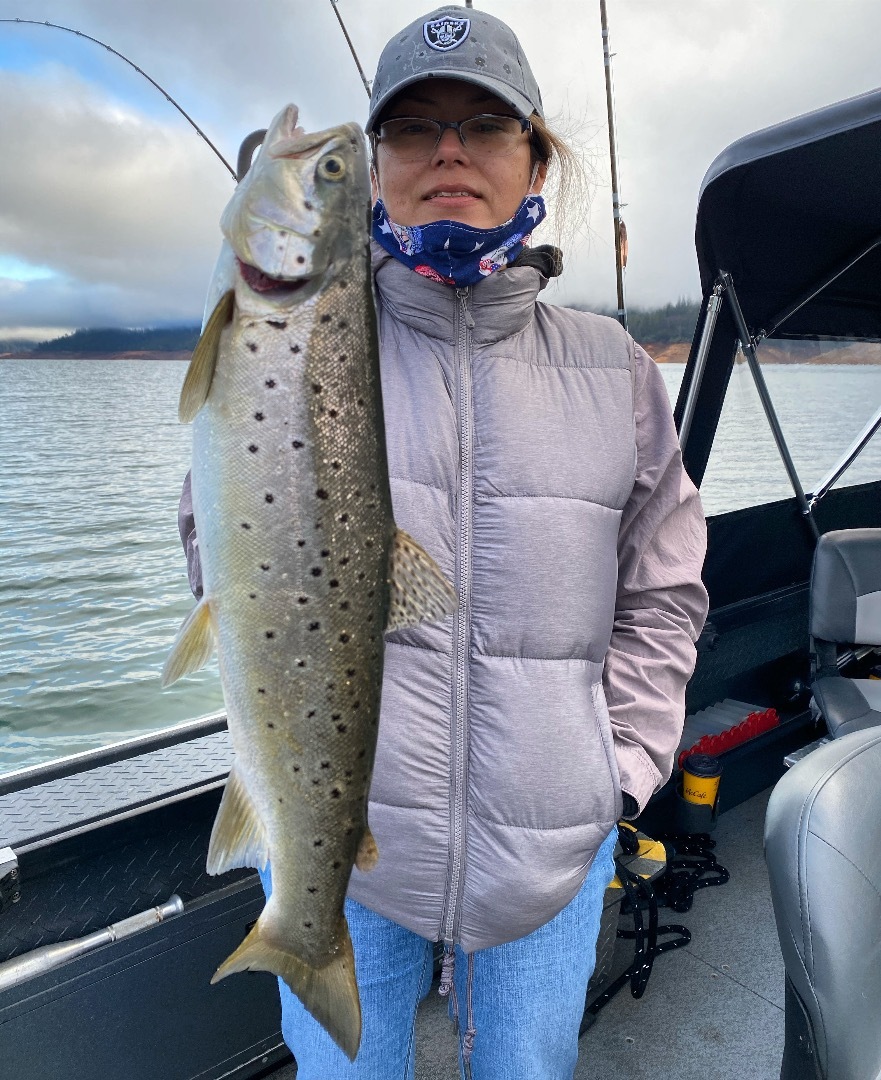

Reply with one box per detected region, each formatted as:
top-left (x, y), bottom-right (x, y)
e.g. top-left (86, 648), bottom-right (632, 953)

top-left (0, 0), bottom-right (879, 327)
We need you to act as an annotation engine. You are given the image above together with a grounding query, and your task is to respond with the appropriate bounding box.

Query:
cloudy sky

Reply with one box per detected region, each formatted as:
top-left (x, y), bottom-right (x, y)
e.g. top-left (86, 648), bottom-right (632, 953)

top-left (0, 0), bottom-right (878, 338)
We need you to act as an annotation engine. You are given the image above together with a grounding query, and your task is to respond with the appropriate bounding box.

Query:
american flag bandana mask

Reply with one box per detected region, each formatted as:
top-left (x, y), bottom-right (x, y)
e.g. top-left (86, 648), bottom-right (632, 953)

top-left (371, 194), bottom-right (547, 287)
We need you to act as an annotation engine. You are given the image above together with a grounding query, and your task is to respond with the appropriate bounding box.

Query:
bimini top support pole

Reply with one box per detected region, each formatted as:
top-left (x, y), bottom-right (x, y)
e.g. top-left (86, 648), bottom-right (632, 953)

top-left (724, 279), bottom-right (820, 539)
top-left (678, 278), bottom-right (726, 450)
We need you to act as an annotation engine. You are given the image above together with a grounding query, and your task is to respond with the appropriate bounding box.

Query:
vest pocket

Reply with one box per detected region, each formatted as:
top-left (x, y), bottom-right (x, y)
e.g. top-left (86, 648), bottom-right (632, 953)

top-left (591, 680), bottom-right (623, 809)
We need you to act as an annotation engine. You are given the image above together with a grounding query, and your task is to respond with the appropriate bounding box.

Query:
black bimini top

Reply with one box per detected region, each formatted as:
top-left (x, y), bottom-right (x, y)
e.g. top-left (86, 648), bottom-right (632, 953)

top-left (695, 85), bottom-right (881, 342)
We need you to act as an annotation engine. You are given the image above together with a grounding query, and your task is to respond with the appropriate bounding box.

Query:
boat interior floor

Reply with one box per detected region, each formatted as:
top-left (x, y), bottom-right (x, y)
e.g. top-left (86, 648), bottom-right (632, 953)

top-left (266, 785), bottom-right (784, 1079)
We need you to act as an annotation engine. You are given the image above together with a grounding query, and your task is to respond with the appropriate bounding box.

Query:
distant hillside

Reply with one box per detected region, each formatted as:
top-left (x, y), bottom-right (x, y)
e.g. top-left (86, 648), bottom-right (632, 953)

top-left (572, 299), bottom-right (702, 345)
top-left (25, 326), bottom-right (200, 356)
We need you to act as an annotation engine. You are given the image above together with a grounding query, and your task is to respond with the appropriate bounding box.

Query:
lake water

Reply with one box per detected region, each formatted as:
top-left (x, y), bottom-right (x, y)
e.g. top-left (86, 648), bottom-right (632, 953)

top-left (1, 357), bottom-right (880, 775)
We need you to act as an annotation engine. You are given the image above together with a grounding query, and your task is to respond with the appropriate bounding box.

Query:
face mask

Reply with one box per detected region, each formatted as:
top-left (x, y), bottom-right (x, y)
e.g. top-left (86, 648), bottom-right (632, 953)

top-left (372, 193), bottom-right (547, 287)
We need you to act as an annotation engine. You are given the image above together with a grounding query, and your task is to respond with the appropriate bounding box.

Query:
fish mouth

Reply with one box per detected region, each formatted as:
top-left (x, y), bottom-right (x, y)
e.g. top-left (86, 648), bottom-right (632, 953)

top-left (238, 259), bottom-right (310, 295)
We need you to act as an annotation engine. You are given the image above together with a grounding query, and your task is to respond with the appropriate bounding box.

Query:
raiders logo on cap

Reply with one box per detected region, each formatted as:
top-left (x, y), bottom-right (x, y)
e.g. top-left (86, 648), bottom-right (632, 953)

top-left (423, 17), bottom-right (470, 51)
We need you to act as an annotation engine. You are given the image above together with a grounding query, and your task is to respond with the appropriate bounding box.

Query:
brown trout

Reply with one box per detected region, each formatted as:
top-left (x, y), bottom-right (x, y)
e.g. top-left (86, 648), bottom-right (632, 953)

top-left (161, 104), bottom-right (455, 1060)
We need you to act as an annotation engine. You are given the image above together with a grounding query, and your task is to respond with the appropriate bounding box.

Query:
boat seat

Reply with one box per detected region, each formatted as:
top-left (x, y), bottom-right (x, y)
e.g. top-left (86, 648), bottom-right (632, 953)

top-left (809, 528), bottom-right (881, 737)
top-left (765, 727), bottom-right (881, 1080)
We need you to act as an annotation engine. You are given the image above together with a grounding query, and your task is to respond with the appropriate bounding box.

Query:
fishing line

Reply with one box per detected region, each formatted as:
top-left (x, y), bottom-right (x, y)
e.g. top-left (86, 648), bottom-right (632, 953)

top-left (0, 18), bottom-right (237, 181)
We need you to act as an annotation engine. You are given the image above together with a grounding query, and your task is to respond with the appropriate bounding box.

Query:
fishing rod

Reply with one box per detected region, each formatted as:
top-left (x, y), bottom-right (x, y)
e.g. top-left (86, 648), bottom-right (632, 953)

top-left (327, 1), bottom-right (371, 97)
top-left (599, 0), bottom-right (628, 330)
top-left (0, 18), bottom-right (237, 181)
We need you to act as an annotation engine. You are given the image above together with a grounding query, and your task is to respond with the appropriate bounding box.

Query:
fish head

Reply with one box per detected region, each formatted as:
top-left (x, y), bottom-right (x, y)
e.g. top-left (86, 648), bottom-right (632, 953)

top-left (221, 104), bottom-right (370, 305)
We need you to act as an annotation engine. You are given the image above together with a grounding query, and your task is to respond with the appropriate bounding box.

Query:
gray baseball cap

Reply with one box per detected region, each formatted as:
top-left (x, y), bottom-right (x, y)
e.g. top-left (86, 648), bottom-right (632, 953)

top-left (367, 6), bottom-right (544, 132)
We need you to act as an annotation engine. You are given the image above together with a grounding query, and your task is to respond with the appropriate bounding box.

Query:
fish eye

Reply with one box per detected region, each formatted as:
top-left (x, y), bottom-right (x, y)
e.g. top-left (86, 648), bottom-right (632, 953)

top-left (318, 155), bottom-right (346, 181)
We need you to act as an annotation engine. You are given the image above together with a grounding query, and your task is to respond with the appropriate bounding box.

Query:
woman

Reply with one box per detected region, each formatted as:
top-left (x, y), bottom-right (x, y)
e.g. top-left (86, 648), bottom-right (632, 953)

top-left (180, 5), bottom-right (707, 1077)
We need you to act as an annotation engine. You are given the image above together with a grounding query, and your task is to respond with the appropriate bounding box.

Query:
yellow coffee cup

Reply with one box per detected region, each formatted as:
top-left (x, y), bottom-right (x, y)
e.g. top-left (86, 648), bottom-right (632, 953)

top-left (682, 753), bottom-right (722, 807)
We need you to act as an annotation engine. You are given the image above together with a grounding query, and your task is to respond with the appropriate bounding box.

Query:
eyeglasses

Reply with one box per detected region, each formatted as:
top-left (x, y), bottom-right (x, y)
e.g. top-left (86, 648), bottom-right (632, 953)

top-left (375, 114), bottom-right (532, 162)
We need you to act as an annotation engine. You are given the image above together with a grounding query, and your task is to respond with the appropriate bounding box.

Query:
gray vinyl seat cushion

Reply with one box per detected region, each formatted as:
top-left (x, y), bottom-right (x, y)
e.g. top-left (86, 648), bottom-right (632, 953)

top-left (810, 529), bottom-right (881, 738)
top-left (812, 676), bottom-right (881, 738)
top-left (765, 727), bottom-right (881, 1080)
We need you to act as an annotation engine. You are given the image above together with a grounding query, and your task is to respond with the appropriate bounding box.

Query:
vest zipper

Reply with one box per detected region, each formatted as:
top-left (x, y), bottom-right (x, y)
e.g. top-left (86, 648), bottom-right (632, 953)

top-left (442, 286), bottom-right (474, 946)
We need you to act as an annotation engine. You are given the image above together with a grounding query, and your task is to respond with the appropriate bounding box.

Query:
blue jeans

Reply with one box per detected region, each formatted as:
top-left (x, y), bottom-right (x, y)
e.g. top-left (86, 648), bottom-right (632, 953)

top-left (258, 826), bottom-right (617, 1079)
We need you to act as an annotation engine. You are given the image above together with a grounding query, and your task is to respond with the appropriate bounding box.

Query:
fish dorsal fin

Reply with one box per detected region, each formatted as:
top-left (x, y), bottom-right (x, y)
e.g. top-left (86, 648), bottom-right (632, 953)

top-left (178, 289), bottom-right (234, 423)
top-left (160, 596), bottom-right (215, 687)
top-left (206, 763), bottom-right (269, 874)
top-left (385, 528), bottom-right (456, 633)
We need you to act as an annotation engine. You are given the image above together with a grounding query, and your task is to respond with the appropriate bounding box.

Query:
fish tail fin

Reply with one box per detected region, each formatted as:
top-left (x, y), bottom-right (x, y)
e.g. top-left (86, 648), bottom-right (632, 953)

top-left (211, 913), bottom-right (361, 1061)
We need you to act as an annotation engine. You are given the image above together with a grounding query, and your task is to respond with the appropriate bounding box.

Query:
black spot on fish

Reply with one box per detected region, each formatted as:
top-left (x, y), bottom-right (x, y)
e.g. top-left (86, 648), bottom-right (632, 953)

top-left (248, 444), bottom-right (258, 453)
top-left (358, 572), bottom-right (365, 581)
top-left (357, 398), bottom-right (365, 406)
top-left (346, 668), bottom-right (355, 677)
top-left (337, 723), bottom-right (347, 733)
top-left (297, 540), bottom-right (306, 547)
top-left (313, 227), bottom-right (321, 237)
top-left (307, 886), bottom-right (317, 893)
top-left (312, 383), bottom-right (323, 394)
top-left (265, 493), bottom-right (274, 503)
top-left (365, 540), bottom-right (373, 548)
top-left (338, 320), bottom-right (348, 329)
top-left (338, 354), bottom-right (347, 363)
top-left (266, 321), bottom-right (286, 331)
top-left (321, 761), bottom-right (330, 769)
top-left (304, 201), bottom-right (313, 210)
top-left (332, 713), bottom-right (340, 721)
top-left (352, 701), bottom-right (360, 709)
top-left (339, 516), bottom-right (349, 525)
top-left (312, 779), bottom-right (320, 786)
top-left (316, 489), bottom-right (329, 500)
top-left (278, 797), bottom-right (283, 803)
top-left (354, 489), bottom-right (362, 498)
top-left (261, 563), bottom-right (270, 571)
top-left (265, 379), bottom-right (277, 388)
top-left (296, 255), bottom-right (305, 265)
top-left (340, 601), bottom-right (350, 610)
top-left (340, 280), bottom-right (349, 288)
top-left (307, 709), bottom-right (315, 718)
top-left (339, 555), bottom-right (349, 564)
top-left (298, 596), bottom-right (309, 604)
top-left (304, 921), bottom-right (312, 928)
top-left (331, 461), bottom-right (341, 470)
top-left (292, 440), bottom-right (303, 449)
top-left (345, 770), bottom-right (353, 778)
top-left (358, 750), bottom-right (365, 759)
top-left (320, 314), bottom-right (331, 324)
top-left (321, 549), bottom-right (330, 558)
top-left (339, 633), bottom-right (350, 643)
top-left (241, 523), bottom-right (251, 530)
top-left (327, 681), bottom-right (335, 690)
top-left (329, 410), bottom-right (338, 418)
top-left (330, 579), bottom-right (339, 588)
top-left (297, 660), bottom-right (306, 668)
top-left (368, 589), bottom-right (375, 598)
top-left (266, 631), bottom-right (275, 639)
top-left (332, 861), bottom-right (341, 869)
top-left (255, 412), bottom-right (264, 421)
top-left (291, 344), bottom-right (301, 353)
top-left (309, 622), bottom-right (320, 631)
top-left (247, 342), bottom-right (258, 353)
top-left (249, 593), bottom-right (256, 599)
top-left (258, 689), bottom-right (266, 695)
top-left (313, 840), bottom-right (323, 846)
top-left (311, 567), bottom-right (322, 577)
top-left (331, 789), bottom-right (340, 799)
top-left (293, 765), bottom-right (300, 772)
top-left (345, 827), bottom-right (353, 836)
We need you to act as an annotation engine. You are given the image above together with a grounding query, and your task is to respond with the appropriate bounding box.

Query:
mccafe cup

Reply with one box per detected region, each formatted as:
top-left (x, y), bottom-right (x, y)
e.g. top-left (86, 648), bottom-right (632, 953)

top-left (682, 753), bottom-right (722, 808)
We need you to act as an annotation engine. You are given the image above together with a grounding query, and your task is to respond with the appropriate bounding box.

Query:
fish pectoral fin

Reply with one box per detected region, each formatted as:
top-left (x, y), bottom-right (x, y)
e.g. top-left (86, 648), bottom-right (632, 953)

top-left (355, 825), bottom-right (379, 872)
top-left (206, 764), bottom-right (269, 874)
top-left (161, 597), bottom-right (215, 687)
top-left (178, 289), bottom-right (234, 423)
top-left (211, 913), bottom-right (361, 1062)
top-left (385, 528), bottom-right (457, 633)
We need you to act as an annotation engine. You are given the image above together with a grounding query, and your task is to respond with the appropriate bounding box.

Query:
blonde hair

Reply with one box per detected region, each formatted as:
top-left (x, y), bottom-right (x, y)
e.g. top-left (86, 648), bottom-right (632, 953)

top-left (529, 112), bottom-right (591, 255)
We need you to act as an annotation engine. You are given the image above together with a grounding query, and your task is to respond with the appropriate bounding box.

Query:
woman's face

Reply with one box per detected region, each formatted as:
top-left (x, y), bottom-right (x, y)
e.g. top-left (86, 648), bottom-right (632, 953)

top-left (372, 78), bottom-right (545, 229)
